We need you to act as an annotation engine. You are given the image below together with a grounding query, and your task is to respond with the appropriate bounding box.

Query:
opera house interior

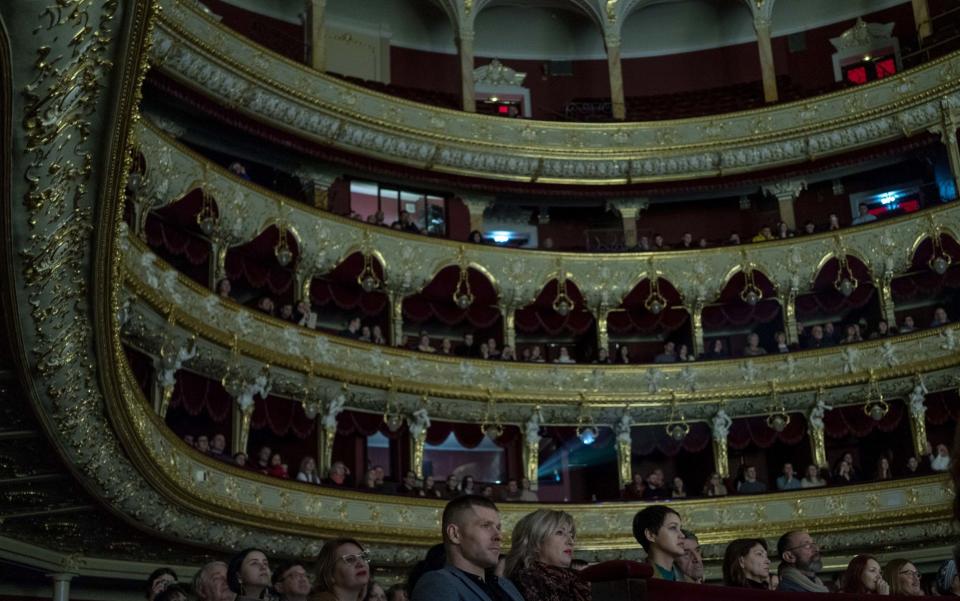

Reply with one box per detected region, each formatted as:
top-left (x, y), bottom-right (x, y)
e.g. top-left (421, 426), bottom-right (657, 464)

top-left (5, 0), bottom-right (960, 599)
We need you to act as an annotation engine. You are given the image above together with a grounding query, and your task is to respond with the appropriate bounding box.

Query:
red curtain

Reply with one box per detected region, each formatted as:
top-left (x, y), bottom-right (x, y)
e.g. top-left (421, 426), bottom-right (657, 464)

top-left (311, 279), bottom-right (388, 316)
top-left (925, 390), bottom-right (960, 425)
top-left (145, 215), bottom-right (211, 265)
top-left (727, 414), bottom-right (807, 449)
top-left (823, 400), bottom-right (904, 439)
top-left (631, 422), bottom-right (711, 456)
top-left (224, 227), bottom-right (299, 295)
top-left (404, 266), bottom-right (501, 327)
top-left (250, 395), bottom-right (316, 439)
top-left (168, 370), bottom-right (233, 423)
top-left (702, 299), bottom-right (781, 330)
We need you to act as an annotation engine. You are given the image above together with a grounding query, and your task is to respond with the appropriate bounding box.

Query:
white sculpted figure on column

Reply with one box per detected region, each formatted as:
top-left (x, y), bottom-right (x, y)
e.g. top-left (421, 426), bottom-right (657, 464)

top-left (909, 378), bottom-right (928, 420)
top-left (712, 409), bottom-right (732, 441)
top-left (525, 408), bottom-right (544, 447)
top-left (156, 338), bottom-right (197, 390)
top-left (322, 393), bottom-right (346, 432)
top-left (616, 412), bottom-right (632, 446)
top-left (809, 397), bottom-right (833, 431)
top-left (410, 406), bottom-right (432, 440)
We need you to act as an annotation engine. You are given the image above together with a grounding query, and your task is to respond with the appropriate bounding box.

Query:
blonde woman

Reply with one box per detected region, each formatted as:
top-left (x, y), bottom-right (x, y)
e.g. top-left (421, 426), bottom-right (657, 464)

top-left (505, 509), bottom-right (591, 601)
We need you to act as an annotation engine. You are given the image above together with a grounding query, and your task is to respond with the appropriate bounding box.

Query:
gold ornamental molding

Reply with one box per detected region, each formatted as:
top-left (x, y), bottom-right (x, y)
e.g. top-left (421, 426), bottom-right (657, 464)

top-left (151, 0), bottom-right (960, 183)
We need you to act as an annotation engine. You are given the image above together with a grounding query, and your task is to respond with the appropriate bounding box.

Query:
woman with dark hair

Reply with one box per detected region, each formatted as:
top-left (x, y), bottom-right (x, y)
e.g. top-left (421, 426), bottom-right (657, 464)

top-left (842, 555), bottom-right (890, 594)
top-left (145, 567), bottom-right (178, 601)
top-left (468, 230), bottom-right (485, 244)
top-left (364, 581), bottom-right (387, 601)
top-left (875, 457), bottom-right (893, 481)
top-left (313, 538), bottom-right (370, 601)
top-left (883, 558), bottom-right (923, 596)
top-left (226, 548), bottom-right (275, 600)
top-left (722, 539), bottom-right (770, 589)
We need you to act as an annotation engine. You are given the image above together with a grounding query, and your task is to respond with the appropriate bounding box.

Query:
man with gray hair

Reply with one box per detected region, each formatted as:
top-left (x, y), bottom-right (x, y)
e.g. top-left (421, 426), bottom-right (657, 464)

top-left (776, 530), bottom-right (828, 592)
top-left (192, 561), bottom-right (234, 601)
top-left (675, 529), bottom-right (704, 584)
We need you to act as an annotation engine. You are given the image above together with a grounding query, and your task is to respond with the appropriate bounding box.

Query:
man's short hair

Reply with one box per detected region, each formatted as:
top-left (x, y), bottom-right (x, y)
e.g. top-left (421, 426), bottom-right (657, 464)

top-left (632, 505), bottom-right (680, 552)
top-left (681, 529), bottom-right (697, 542)
top-left (271, 560), bottom-right (305, 586)
top-left (777, 530), bottom-right (803, 561)
top-left (441, 495), bottom-right (499, 536)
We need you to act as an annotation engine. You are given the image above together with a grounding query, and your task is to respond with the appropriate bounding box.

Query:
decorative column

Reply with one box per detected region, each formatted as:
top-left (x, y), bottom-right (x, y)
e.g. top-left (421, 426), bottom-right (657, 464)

top-left (320, 390), bottom-right (346, 476)
top-left (50, 573), bottom-right (75, 601)
top-left (409, 405), bottom-right (431, 479)
top-left (501, 304), bottom-right (517, 350)
top-left (596, 307), bottom-right (610, 356)
top-left (609, 198), bottom-right (649, 249)
top-left (913, 0), bottom-right (932, 40)
top-left (307, 0), bottom-right (328, 71)
top-left (908, 379), bottom-right (930, 457)
top-left (779, 290), bottom-right (799, 346)
top-left (154, 320), bottom-right (196, 419)
top-left (223, 358), bottom-right (271, 455)
top-left (930, 102), bottom-right (960, 195)
top-left (457, 29), bottom-right (476, 113)
top-left (746, 0), bottom-right (779, 103)
top-left (615, 412), bottom-right (633, 489)
top-left (878, 274), bottom-right (897, 326)
top-left (295, 262), bottom-right (313, 304)
top-left (808, 396), bottom-right (831, 469)
top-left (523, 408), bottom-right (543, 490)
top-left (294, 167), bottom-right (340, 211)
top-left (711, 410), bottom-right (732, 478)
top-left (688, 300), bottom-right (705, 357)
top-left (388, 291), bottom-right (404, 347)
top-left (763, 180), bottom-right (806, 232)
top-left (605, 35), bottom-right (626, 121)
top-left (460, 195), bottom-right (494, 234)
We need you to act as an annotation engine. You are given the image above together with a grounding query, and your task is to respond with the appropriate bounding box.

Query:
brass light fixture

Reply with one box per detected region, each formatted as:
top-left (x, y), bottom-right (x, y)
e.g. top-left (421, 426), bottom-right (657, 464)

top-left (864, 371), bottom-right (889, 421)
top-left (453, 246), bottom-right (474, 309)
top-left (480, 389), bottom-right (504, 441)
top-left (833, 241), bottom-right (859, 297)
top-left (357, 253), bottom-right (381, 292)
top-left (928, 227), bottom-right (953, 275)
top-left (644, 261), bottom-right (667, 315)
top-left (575, 396), bottom-right (599, 445)
top-left (765, 383), bottom-right (791, 432)
top-left (740, 262), bottom-right (763, 306)
top-left (195, 168), bottom-right (218, 237)
top-left (664, 394), bottom-right (690, 441)
top-left (553, 261), bottom-right (574, 316)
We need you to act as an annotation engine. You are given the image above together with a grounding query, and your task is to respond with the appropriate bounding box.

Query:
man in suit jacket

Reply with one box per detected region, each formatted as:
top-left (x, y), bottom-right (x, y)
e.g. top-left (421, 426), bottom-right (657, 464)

top-left (411, 496), bottom-right (525, 601)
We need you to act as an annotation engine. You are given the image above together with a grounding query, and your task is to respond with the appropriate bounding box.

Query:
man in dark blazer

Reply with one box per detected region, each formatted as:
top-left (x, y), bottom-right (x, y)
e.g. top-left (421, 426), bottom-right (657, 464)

top-left (411, 495), bottom-right (525, 601)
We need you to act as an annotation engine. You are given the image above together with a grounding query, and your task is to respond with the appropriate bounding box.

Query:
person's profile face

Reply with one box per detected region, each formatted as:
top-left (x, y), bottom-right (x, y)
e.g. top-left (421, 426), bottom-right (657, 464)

top-left (647, 512), bottom-right (684, 558)
top-left (451, 506), bottom-right (502, 570)
top-left (240, 551), bottom-right (270, 589)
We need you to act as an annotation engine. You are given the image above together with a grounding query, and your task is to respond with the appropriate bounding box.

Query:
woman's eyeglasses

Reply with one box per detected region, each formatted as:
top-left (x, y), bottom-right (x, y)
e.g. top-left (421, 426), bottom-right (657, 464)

top-left (340, 552), bottom-right (371, 566)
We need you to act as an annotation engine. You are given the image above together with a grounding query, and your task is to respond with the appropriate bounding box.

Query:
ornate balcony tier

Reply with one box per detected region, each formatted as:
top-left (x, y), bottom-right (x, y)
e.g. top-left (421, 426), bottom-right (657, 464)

top-left (152, 0), bottom-right (960, 184)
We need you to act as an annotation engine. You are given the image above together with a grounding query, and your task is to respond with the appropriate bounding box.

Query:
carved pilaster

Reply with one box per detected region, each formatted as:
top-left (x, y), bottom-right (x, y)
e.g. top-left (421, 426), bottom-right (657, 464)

top-left (879, 275), bottom-right (897, 326)
top-left (763, 180), bottom-right (807, 231)
top-left (501, 304), bottom-right (516, 350)
top-left (411, 432), bottom-right (427, 479)
top-left (605, 36), bottom-right (625, 121)
top-left (617, 438), bottom-right (632, 489)
top-left (747, 0), bottom-right (779, 103)
top-left (596, 308), bottom-right (610, 355)
top-left (780, 291), bottom-right (799, 345)
top-left (233, 406), bottom-right (253, 455)
top-left (930, 103), bottom-right (960, 196)
top-left (457, 30), bottom-right (476, 113)
top-left (688, 301), bottom-right (705, 357)
top-left (523, 442), bottom-right (539, 489)
top-left (293, 166), bottom-right (340, 210)
top-left (307, 0), bottom-right (327, 71)
top-left (609, 198), bottom-right (648, 248)
top-left (913, 0), bottom-right (932, 40)
top-left (712, 437), bottom-right (730, 478)
top-left (389, 291), bottom-right (404, 347)
top-left (320, 427), bottom-right (336, 477)
top-left (810, 425), bottom-right (828, 469)
top-left (460, 194), bottom-right (495, 234)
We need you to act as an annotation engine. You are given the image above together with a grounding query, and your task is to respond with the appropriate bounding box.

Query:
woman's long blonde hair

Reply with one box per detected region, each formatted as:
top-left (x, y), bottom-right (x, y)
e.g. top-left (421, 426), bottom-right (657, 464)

top-left (505, 509), bottom-right (576, 578)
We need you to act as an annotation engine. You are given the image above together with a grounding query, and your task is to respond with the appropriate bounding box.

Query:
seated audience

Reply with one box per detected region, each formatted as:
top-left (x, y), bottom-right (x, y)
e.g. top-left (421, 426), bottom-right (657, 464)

top-left (147, 568), bottom-right (178, 601)
top-left (341, 317), bottom-right (362, 339)
top-left (468, 230), bottom-right (484, 244)
top-left (776, 530), bottom-right (827, 592)
top-left (774, 331), bottom-right (790, 353)
top-left (529, 347), bottom-right (546, 363)
top-left (313, 538), bottom-right (370, 601)
top-left (486, 338), bottom-right (501, 359)
top-left (728, 232), bottom-right (742, 245)
top-left (594, 347), bottom-right (612, 364)
top-left (833, 458), bottom-right (856, 485)
top-left (642, 468), bottom-right (670, 500)
top-left (937, 560), bottom-right (960, 596)
top-left (622, 473), bottom-right (646, 501)
top-left (196, 435), bottom-right (210, 454)
top-left (519, 478), bottom-right (538, 502)
top-left (801, 464), bottom-right (827, 488)
top-left (931, 307), bottom-right (950, 328)
top-left (358, 325), bottom-right (372, 343)
top-left (617, 345), bottom-right (631, 364)
top-left (676, 530), bottom-right (704, 584)
top-left (226, 548), bottom-right (271, 600)
top-left (365, 582), bottom-right (387, 601)
top-left (931, 443), bottom-right (951, 472)
top-left (554, 347), bottom-right (576, 364)
top-left (652, 234), bottom-right (666, 250)
top-left (481, 485), bottom-right (494, 499)
top-left (677, 344), bottom-right (694, 362)
top-left (752, 226), bottom-right (774, 243)
top-left (398, 470), bottom-right (418, 495)
top-left (210, 433), bottom-right (227, 457)
top-left (325, 461), bottom-right (350, 486)
top-left (479, 343), bottom-right (490, 360)
top-left (255, 297), bottom-right (275, 317)
top-left (460, 475), bottom-right (477, 496)
top-left (457, 333), bottom-right (477, 357)
top-left (418, 475), bottom-right (443, 499)
top-left (233, 452), bottom-right (248, 468)
top-left (192, 561), bottom-right (231, 601)
top-left (654, 341), bottom-right (677, 363)
top-left (776, 463), bottom-right (802, 491)
top-left (883, 558), bottom-right (923, 596)
top-left (677, 232), bottom-right (694, 249)
top-left (501, 479), bottom-right (523, 502)
top-left (217, 278), bottom-right (232, 299)
top-left (703, 473), bottom-right (728, 497)
top-left (737, 465), bottom-right (768, 494)
top-left (875, 457), bottom-right (893, 481)
top-left (411, 496), bottom-right (524, 601)
top-left (723, 538), bottom-right (770, 589)
top-left (804, 325), bottom-right (832, 349)
top-left (272, 561), bottom-right (310, 601)
top-left (372, 325), bottom-right (386, 345)
top-left (841, 323), bottom-right (863, 344)
top-left (500, 346), bottom-right (516, 361)
top-left (870, 319), bottom-right (894, 339)
top-left (268, 453), bottom-right (288, 479)
top-left (438, 338), bottom-right (453, 355)
top-left (633, 505), bottom-right (685, 580)
top-left (362, 469), bottom-right (381, 491)
top-left (295, 456), bottom-right (321, 484)
top-left (701, 339), bottom-right (728, 360)
top-left (742, 333), bottom-right (767, 357)
top-left (840, 554), bottom-right (889, 594)
top-left (443, 475), bottom-right (460, 499)
top-left (803, 221), bottom-right (816, 235)
top-left (900, 315), bottom-right (917, 333)
top-left (279, 304), bottom-right (295, 323)
top-left (904, 456), bottom-right (928, 477)
top-left (254, 446), bottom-right (271, 474)
top-left (828, 213), bottom-right (841, 231)
top-left (417, 334), bottom-right (436, 353)
top-left (505, 509), bottom-right (591, 601)
top-left (386, 584), bottom-right (408, 601)
top-left (852, 203), bottom-right (878, 226)
top-left (671, 477), bottom-right (687, 499)
top-left (776, 221), bottom-right (794, 239)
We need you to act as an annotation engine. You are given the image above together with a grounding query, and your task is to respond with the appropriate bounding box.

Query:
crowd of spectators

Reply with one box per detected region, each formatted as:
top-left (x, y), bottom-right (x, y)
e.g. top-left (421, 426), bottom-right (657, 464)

top-left (141, 493), bottom-right (960, 601)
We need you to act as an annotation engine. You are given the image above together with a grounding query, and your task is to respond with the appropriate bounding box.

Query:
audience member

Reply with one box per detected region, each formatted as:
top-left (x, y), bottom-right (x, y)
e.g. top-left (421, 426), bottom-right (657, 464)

top-left (841, 554), bottom-right (889, 594)
top-left (654, 341), bottom-right (677, 363)
top-left (742, 333), bottom-right (767, 356)
top-left (193, 562), bottom-right (232, 601)
top-left (364, 582), bottom-right (387, 601)
top-left (931, 307), bottom-right (950, 328)
top-left (671, 477), bottom-right (687, 499)
top-left (678, 344), bottom-right (693, 362)
top-left (326, 461), bottom-right (350, 486)
top-left (443, 475), bottom-right (461, 499)
top-left (774, 331), bottom-right (790, 353)
top-left (457, 333), bottom-right (477, 357)
top-left (723, 538), bottom-right (770, 589)
top-left (728, 232), bottom-right (742, 245)
top-left (642, 468), bottom-right (670, 500)
top-left (461, 475), bottom-right (477, 496)
top-left (233, 452), bottom-right (248, 468)
top-left (254, 446), bottom-right (271, 474)
top-left (804, 325), bottom-right (832, 349)
top-left (256, 297), bottom-right (275, 317)
top-left (468, 230), bottom-right (484, 244)
top-left (803, 221), bottom-right (816, 235)
top-left (385, 584), bottom-right (408, 601)
top-left (372, 325), bottom-right (386, 345)
top-left (196, 435), bottom-right (211, 454)
top-left (398, 471), bottom-right (418, 495)
top-left (776, 221), bottom-right (794, 239)
top-left (500, 346), bottom-right (516, 361)
top-left (519, 478), bottom-right (539, 502)
top-left (801, 465), bottom-right (826, 488)
top-left (147, 568), bottom-right (178, 601)
top-left (411, 496), bottom-right (524, 601)
top-left (852, 203), bottom-right (878, 226)
top-left (701, 339), bottom-right (728, 360)
top-left (737, 465), bottom-right (768, 494)
top-left (529, 347), bottom-right (546, 363)
top-left (156, 585), bottom-right (190, 601)
top-left (776, 530), bottom-right (827, 592)
top-left (486, 338), bottom-right (501, 360)
top-left (841, 323), bottom-right (863, 344)
top-left (226, 548), bottom-right (272, 600)
top-left (833, 459), bottom-right (856, 485)
top-left (417, 335), bottom-right (436, 353)
top-left (313, 538), bottom-right (370, 601)
top-left (883, 558), bottom-right (923, 596)
top-left (828, 213), bottom-right (841, 231)
top-left (554, 347), bottom-right (576, 364)
top-left (703, 473), bottom-right (728, 497)
top-left (931, 443), bottom-right (951, 472)
top-left (295, 456), bottom-right (320, 484)
top-left (937, 560), bottom-right (960, 596)
top-left (594, 347), bottom-right (612, 364)
top-left (676, 530), bottom-right (704, 584)
top-left (633, 505), bottom-right (685, 580)
top-left (900, 315), bottom-right (916, 333)
top-left (505, 509), bottom-right (591, 601)
top-left (217, 279), bottom-right (233, 299)
top-left (622, 473), bottom-right (646, 501)
top-left (210, 434), bottom-right (227, 457)
top-left (341, 317), bottom-right (362, 339)
top-left (268, 453), bottom-right (288, 479)
top-left (617, 345), bottom-right (631, 364)
top-left (272, 561), bottom-right (310, 601)
top-left (419, 475), bottom-right (443, 499)
top-left (776, 463), bottom-right (802, 491)
top-left (501, 479), bottom-right (523, 502)
top-left (876, 457), bottom-right (893, 481)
